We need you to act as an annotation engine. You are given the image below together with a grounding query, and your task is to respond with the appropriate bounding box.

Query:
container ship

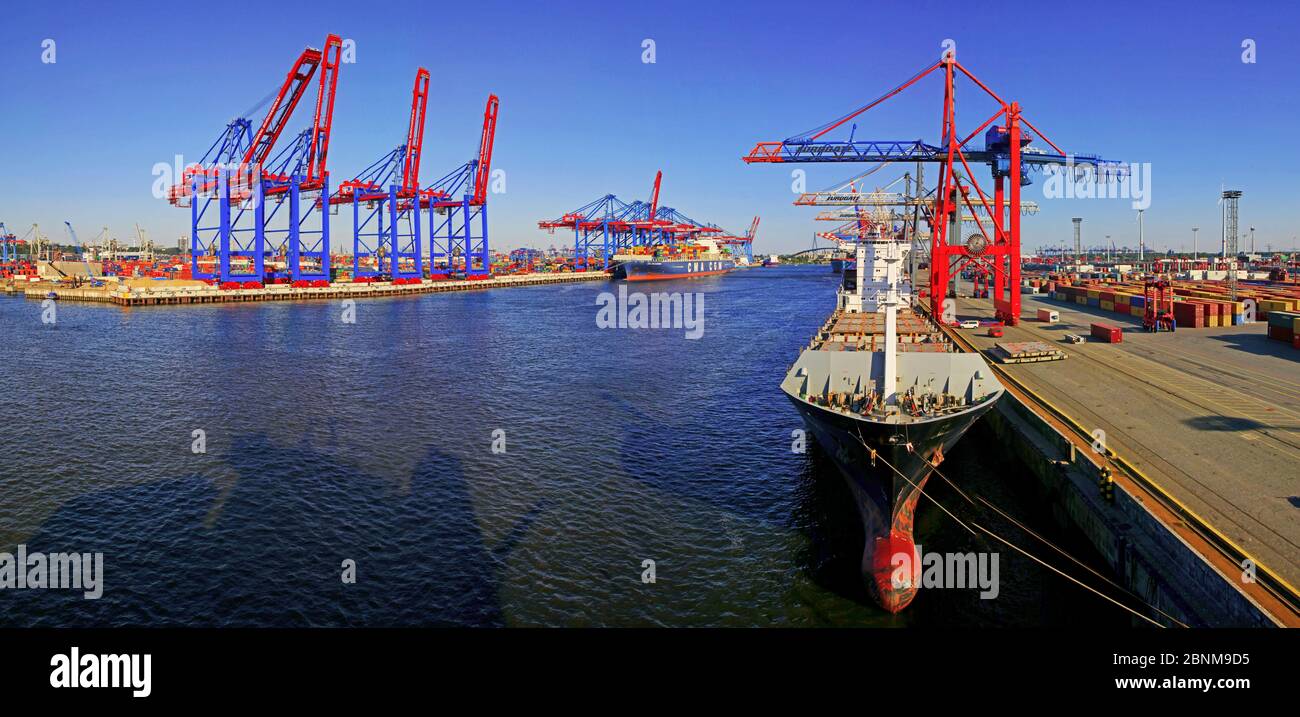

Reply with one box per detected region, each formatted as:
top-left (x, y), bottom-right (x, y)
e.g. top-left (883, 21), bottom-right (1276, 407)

top-left (612, 239), bottom-right (736, 281)
top-left (780, 235), bottom-right (1003, 612)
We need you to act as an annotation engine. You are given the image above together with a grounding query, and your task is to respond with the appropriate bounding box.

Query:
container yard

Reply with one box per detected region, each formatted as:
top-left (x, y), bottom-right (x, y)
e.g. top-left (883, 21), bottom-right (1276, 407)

top-left (942, 285), bottom-right (1300, 626)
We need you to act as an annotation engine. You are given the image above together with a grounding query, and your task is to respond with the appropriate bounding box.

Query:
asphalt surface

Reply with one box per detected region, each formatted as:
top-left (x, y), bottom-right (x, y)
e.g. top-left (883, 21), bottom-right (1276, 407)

top-left (954, 291), bottom-right (1300, 591)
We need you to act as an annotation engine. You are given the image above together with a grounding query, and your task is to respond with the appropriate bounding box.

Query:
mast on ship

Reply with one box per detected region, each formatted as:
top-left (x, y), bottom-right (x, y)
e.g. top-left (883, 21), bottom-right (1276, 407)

top-left (879, 238), bottom-right (902, 406)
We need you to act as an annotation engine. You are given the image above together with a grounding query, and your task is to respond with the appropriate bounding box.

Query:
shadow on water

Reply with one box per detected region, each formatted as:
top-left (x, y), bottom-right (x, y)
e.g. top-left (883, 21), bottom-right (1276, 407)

top-left (787, 444), bottom-right (871, 607)
top-left (2, 433), bottom-right (504, 627)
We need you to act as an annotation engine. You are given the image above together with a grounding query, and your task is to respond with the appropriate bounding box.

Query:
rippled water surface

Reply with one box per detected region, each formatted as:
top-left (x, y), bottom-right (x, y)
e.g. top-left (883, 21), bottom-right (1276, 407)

top-left (0, 267), bottom-right (1120, 626)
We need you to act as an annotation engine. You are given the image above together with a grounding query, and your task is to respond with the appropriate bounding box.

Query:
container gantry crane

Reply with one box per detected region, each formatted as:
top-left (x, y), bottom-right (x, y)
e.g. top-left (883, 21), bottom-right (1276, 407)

top-left (331, 68), bottom-right (432, 281)
top-left (744, 52), bottom-right (1125, 324)
top-left (712, 216), bottom-right (760, 264)
top-left (425, 94), bottom-right (499, 277)
top-left (537, 171), bottom-right (725, 271)
top-left (171, 34), bottom-right (342, 285)
top-left (0, 222), bottom-right (17, 264)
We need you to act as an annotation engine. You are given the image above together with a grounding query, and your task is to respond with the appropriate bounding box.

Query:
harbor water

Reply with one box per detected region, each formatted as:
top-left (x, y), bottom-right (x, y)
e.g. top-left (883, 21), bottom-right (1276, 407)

top-left (0, 266), bottom-right (1121, 627)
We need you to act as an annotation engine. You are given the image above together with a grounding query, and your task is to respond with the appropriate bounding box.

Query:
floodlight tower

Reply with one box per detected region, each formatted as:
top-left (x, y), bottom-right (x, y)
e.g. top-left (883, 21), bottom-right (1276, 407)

top-left (1222, 190), bottom-right (1242, 300)
top-left (1072, 217), bottom-right (1082, 267)
top-left (1137, 209), bottom-right (1144, 263)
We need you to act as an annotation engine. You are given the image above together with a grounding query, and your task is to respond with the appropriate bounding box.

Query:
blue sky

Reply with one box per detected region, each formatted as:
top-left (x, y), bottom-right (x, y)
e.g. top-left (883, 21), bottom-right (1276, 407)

top-left (2, 0), bottom-right (1298, 255)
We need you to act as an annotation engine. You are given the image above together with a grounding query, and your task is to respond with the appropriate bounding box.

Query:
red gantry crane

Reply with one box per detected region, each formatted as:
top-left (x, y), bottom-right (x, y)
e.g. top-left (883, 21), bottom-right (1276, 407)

top-left (743, 52), bottom-right (1124, 324)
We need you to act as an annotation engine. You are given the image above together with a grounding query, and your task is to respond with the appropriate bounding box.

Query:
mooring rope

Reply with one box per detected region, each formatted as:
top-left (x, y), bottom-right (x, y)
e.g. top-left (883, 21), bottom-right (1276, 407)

top-left (922, 453), bottom-right (1189, 628)
top-left (972, 521), bottom-right (1165, 628)
top-left (853, 426), bottom-right (978, 537)
top-left (848, 426), bottom-right (1177, 628)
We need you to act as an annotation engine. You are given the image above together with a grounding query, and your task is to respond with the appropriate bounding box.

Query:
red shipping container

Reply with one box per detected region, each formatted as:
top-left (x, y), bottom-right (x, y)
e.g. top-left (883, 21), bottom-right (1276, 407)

top-left (1091, 323), bottom-right (1123, 343)
top-left (1269, 326), bottom-right (1295, 343)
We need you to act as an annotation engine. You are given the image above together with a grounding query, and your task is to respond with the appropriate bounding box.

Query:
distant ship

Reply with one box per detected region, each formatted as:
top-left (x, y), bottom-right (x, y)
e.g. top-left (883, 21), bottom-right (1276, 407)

top-left (762, 254), bottom-right (781, 267)
top-left (780, 236), bottom-right (1003, 612)
top-left (613, 239), bottom-right (736, 281)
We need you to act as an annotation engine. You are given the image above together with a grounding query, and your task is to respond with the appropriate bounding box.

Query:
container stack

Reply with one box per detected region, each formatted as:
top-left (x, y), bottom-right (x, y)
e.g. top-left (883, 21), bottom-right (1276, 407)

top-left (1047, 281), bottom-right (1264, 327)
top-left (1266, 310), bottom-right (1300, 349)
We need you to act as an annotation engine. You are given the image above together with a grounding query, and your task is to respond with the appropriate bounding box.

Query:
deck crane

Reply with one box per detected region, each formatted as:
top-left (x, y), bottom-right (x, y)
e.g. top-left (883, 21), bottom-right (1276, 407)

top-left (171, 34), bottom-right (342, 284)
top-left (744, 52), bottom-right (1125, 324)
top-left (425, 94), bottom-right (500, 277)
top-left (331, 68), bottom-right (432, 280)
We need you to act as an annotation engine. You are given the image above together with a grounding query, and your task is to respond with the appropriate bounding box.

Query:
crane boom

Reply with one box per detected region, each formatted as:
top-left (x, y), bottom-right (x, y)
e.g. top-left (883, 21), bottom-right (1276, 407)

top-left (648, 170), bottom-right (663, 220)
top-left (471, 94), bottom-right (499, 204)
top-left (243, 47), bottom-right (323, 169)
top-left (402, 68), bottom-right (431, 192)
top-left (304, 34), bottom-right (343, 185)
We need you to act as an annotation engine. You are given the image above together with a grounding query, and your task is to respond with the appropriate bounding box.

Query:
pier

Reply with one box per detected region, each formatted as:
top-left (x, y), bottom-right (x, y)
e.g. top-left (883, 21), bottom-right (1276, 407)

top-left (939, 292), bottom-right (1300, 626)
top-left (5, 271), bottom-right (608, 307)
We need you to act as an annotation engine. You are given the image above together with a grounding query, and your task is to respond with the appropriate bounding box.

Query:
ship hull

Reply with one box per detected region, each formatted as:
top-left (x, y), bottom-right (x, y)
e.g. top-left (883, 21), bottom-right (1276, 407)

top-left (620, 258), bottom-right (735, 282)
top-left (787, 395), bottom-right (996, 612)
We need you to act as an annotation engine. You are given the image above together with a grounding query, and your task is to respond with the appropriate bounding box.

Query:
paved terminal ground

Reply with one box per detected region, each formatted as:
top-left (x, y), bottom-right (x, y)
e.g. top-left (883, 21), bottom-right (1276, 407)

top-left (952, 291), bottom-right (1300, 591)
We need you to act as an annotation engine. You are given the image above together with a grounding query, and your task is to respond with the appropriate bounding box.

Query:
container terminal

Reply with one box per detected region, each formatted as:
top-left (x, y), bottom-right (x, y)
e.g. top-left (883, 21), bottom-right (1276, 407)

top-left (745, 50), bottom-right (1300, 626)
top-left (2, 34), bottom-right (1297, 630)
top-left (0, 36), bottom-right (757, 306)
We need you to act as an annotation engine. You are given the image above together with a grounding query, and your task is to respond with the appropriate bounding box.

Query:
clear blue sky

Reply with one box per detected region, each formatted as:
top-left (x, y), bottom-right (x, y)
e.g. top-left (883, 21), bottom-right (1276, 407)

top-left (2, 0), bottom-right (1298, 255)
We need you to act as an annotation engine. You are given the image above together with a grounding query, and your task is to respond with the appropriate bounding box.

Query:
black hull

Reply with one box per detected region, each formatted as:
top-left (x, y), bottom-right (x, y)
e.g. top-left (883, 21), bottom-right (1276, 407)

top-left (787, 396), bottom-right (996, 612)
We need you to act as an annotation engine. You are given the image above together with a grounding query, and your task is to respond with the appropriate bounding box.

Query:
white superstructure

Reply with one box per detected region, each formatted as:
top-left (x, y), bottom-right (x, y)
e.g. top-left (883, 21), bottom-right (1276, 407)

top-left (836, 236), bottom-right (914, 405)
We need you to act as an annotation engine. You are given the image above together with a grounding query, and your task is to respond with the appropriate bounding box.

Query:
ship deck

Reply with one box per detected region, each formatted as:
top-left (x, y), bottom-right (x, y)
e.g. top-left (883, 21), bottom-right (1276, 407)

top-left (955, 291), bottom-right (1300, 594)
top-left (812, 308), bottom-right (952, 353)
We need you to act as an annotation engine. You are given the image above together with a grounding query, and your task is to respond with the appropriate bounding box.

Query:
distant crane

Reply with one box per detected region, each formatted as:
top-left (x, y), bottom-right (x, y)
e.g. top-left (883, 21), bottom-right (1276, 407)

top-left (538, 170), bottom-right (725, 271)
top-left (0, 222), bottom-right (16, 263)
top-left (714, 215), bottom-right (760, 264)
top-left (64, 221), bottom-right (81, 253)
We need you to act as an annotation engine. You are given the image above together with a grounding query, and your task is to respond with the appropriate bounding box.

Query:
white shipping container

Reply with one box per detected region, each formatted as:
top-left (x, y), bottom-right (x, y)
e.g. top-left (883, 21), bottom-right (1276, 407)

top-left (1037, 308), bottom-right (1059, 323)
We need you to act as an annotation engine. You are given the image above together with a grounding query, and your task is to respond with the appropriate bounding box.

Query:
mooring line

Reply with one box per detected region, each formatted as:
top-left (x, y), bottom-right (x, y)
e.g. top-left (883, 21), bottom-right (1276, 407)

top-left (848, 425), bottom-right (1178, 627)
top-left (853, 426), bottom-right (978, 537)
top-left (923, 457), bottom-right (1189, 628)
top-left (972, 521), bottom-right (1165, 628)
